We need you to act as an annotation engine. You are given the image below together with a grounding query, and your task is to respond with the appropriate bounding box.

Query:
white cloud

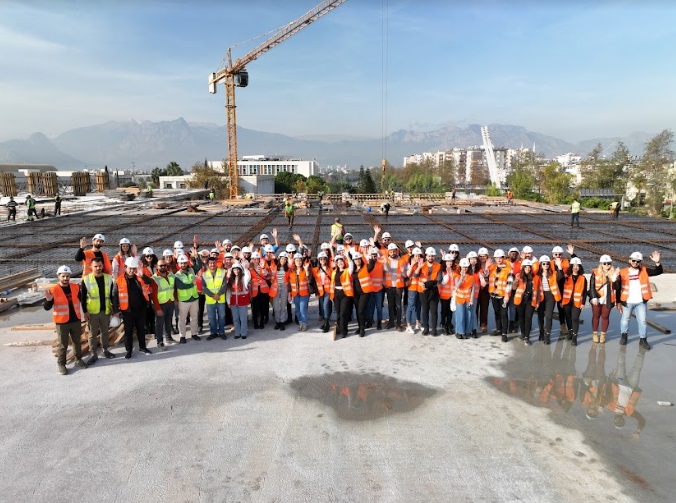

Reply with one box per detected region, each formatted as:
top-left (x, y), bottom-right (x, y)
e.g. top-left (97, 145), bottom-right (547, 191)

top-left (0, 25), bottom-right (67, 52)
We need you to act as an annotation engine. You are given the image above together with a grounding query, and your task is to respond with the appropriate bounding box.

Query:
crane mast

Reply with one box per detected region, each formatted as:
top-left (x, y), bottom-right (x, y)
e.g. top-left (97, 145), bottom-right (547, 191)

top-left (481, 126), bottom-right (501, 187)
top-left (209, 0), bottom-right (348, 198)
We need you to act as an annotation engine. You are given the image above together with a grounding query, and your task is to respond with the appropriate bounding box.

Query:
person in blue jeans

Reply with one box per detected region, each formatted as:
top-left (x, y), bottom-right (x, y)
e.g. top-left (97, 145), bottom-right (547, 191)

top-left (616, 251), bottom-right (662, 350)
top-left (405, 247), bottom-right (423, 333)
top-left (227, 262), bottom-right (251, 339)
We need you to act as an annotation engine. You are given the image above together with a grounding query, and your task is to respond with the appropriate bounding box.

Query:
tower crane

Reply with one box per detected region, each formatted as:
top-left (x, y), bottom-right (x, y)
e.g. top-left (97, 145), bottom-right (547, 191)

top-left (480, 126), bottom-right (501, 187)
top-left (209, 0), bottom-right (348, 198)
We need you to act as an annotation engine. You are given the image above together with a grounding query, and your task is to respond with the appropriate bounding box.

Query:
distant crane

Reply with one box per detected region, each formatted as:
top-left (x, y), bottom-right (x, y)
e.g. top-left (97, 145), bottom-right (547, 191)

top-left (480, 126), bottom-right (501, 187)
top-left (209, 0), bottom-right (348, 198)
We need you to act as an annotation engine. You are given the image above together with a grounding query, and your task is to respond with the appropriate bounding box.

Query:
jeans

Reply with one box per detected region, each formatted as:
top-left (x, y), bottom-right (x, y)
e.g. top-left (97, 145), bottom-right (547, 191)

top-left (367, 289), bottom-right (384, 323)
top-left (318, 293), bottom-right (333, 322)
top-left (455, 302), bottom-right (473, 334)
top-left (207, 302), bottom-right (226, 336)
top-left (232, 304), bottom-right (249, 337)
top-left (155, 301), bottom-right (175, 343)
top-left (294, 295), bottom-right (309, 325)
top-left (571, 212), bottom-right (580, 227)
top-left (620, 302), bottom-right (647, 338)
top-left (405, 290), bottom-right (420, 325)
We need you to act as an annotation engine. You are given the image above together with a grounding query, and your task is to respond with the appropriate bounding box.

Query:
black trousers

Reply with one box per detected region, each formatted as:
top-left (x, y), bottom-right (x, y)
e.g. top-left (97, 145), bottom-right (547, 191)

top-left (440, 298), bottom-right (453, 328)
top-left (353, 291), bottom-right (370, 329)
top-left (420, 291), bottom-right (439, 330)
top-left (122, 308), bottom-right (147, 352)
top-left (476, 287), bottom-right (490, 328)
top-left (198, 294), bottom-right (206, 328)
top-left (386, 287), bottom-right (403, 326)
top-left (516, 302), bottom-right (535, 337)
top-left (252, 292), bottom-right (269, 325)
top-left (145, 302), bottom-right (155, 334)
top-left (8, 209), bottom-right (16, 221)
top-left (556, 299), bottom-right (567, 328)
top-left (563, 303), bottom-right (582, 335)
top-left (491, 296), bottom-right (509, 334)
top-left (334, 290), bottom-right (353, 336)
top-left (537, 291), bottom-right (557, 334)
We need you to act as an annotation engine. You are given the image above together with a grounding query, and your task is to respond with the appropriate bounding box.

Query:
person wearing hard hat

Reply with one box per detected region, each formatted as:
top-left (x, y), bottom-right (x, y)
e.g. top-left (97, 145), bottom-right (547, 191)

top-left (76, 233), bottom-right (112, 277)
top-left (535, 255), bottom-right (563, 345)
top-left (331, 217), bottom-right (345, 244)
top-left (284, 199), bottom-right (295, 228)
top-left (313, 251), bottom-right (333, 332)
top-left (202, 256), bottom-right (227, 340)
top-left (112, 238), bottom-right (135, 278)
top-left (453, 258), bottom-right (477, 340)
top-left (552, 245), bottom-right (573, 337)
top-left (192, 248), bottom-right (213, 334)
top-left (488, 249), bottom-right (513, 342)
top-left (589, 255), bottom-right (620, 344)
top-left (44, 265), bottom-right (87, 375)
top-left (288, 253), bottom-right (313, 332)
top-left (475, 248), bottom-right (492, 334)
top-left (139, 247), bottom-right (159, 337)
top-left (366, 248), bottom-right (385, 330)
top-left (256, 230), bottom-right (279, 256)
top-left (249, 251), bottom-right (271, 329)
top-left (25, 194), bottom-right (38, 221)
top-left (175, 254), bottom-right (202, 342)
top-left (112, 257), bottom-right (152, 359)
top-left (512, 259), bottom-right (543, 346)
top-left (616, 251), bottom-right (662, 350)
top-left (383, 242), bottom-right (406, 331)
top-left (227, 262), bottom-right (252, 339)
top-left (416, 247), bottom-right (442, 336)
top-left (152, 258), bottom-right (176, 348)
top-left (271, 251), bottom-right (291, 330)
top-left (506, 247), bottom-right (521, 334)
top-left (404, 247), bottom-right (424, 334)
top-left (81, 257), bottom-right (116, 364)
top-left (330, 253), bottom-right (354, 340)
top-left (561, 257), bottom-right (587, 346)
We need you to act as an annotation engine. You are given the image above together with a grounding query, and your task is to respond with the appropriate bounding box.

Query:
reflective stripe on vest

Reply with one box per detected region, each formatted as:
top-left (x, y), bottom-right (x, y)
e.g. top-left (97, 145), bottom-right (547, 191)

top-left (176, 270), bottom-right (199, 301)
top-left (619, 267), bottom-right (652, 302)
top-left (50, 284), bottom-right (81, 324)
top-left (153, 274), bottom-right (175, 304)
top-left (83, 273), bottom-right (112, 314)
top-left (385, 257), bottom-right (406, 288)
top-left (488, 264), bottom-right (512, 297)
top-left (290, 270), bottom-right (309, 297)
top-left (330, 269), bottom-right (353, 300)
top-left (438, 272), bottom-right (453, 299)
top-left (454, 274), bottom-right (474, 304)
top-left (204, 268), bottom-right (226, 304)
top-left (369, 262), bottom-right (384, 291)
top-left (591, 268), bottom-right (616, 304)
top-left (513, 275), bottom-right (543, 307)
top-left (542, 273), bottom-right (562, 302)
top-left (416, 262), bottom-right (441, 293)
top-left (357, 266), bottom-right (373, 293)
top-left (116, 275), bottom-right (148, 310)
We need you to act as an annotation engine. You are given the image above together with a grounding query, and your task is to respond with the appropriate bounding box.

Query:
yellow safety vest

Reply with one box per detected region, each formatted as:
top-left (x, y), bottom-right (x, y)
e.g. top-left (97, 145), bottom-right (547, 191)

top-left (83, 273), bottom-right (113, 314)
top-left (203, 268), bottom-right (226, 304)
top-left (175, 270), bottom-right (198, 302)
top-left (153, 273), bottom-right (175, 304)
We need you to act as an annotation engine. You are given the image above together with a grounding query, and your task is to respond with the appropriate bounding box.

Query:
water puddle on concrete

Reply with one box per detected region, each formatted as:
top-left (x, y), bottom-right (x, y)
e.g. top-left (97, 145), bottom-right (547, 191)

top-left (0, 304), bottom-right (51, 330)
top-left (289, 372), bottom-right (436, 421)
top-left (487, 338), bottom-right (675, 500)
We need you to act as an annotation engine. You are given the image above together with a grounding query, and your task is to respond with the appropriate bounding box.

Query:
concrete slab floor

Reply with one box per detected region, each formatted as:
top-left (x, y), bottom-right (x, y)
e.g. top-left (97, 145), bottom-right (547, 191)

top-left (0, 290), bottom-right (674, 503)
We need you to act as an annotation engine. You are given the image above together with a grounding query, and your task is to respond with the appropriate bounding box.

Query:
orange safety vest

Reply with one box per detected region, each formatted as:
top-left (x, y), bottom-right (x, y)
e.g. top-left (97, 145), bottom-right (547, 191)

top-left (541, 272), bottom-right (562, 302)
top-left (82, 249), bottom-right (112, 277)
top-left (488, 263), bottom-right (512, 297)
top-left (369, 261), bottom-right (384, 292)
top-left (416, 262), bottom-right (441, 293)
top-left (356, 266), bottom-right (373, 293)
top-left (562, 274), bottom-right (586, 308)
top-left (513, 275), bottom-right (544, 307)
top-left (289, 269), bottom-right (310, 297)
top-left (438, 271), bottom-right (453, 300)
top-left (330, 269), bottom-right (354, 300)
top-left (138, 264), bottom-right (153, 299)
top-left (619, 267), bottom-right (652, 302)
top-left (116, 275), bottom-right (149, 311)
top-left (113, 254), bottom-right (127, 277)
top-left (312, 265), bottom-right (332, 297)
top-left (267, 263), bottom-right (279, 298)
top-left (591, 268), bottom-right (616, 304)
top-left (49, 284), bottom-right (82, 324)
top-left (385, 257), bottom-right (407, 288)
top-left (407, 262), bottom-right (421, 291)
top-left (453, 273), bottom-right (475, 304)
top-left (249, 265), bottom-right (270, 297)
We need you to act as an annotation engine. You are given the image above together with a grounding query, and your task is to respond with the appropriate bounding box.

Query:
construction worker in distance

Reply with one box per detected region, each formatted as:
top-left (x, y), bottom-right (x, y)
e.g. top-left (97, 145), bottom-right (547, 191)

top-left (112, 238), bottom-right (135, 278)
top-left (44, 265), bottom-right (87, 375)
top-left (6, 196), bottom-right (18, 221)
top-left (76, 233), bottom-right (112, 277)
top-left (81, 256), bottom-right (116, 364)
top-left (616, 251), bottom-right (662, 350)
top-left (175, 254), bottom-right (202, 342)
top-left (54, 193), bottom-right (62, 215)
top-left (25, 194), bottom-right (39, 221)
top-left (111, 257), bottom-right (153, 359)
top-left (284, 199), bottom-right (295, 228)
top-left (152, 258), bottom-right (176, 348)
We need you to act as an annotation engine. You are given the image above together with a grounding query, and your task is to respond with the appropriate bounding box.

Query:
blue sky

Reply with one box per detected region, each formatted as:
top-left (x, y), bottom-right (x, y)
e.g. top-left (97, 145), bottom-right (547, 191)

top-left (1, 0), bottom-right (674, 143)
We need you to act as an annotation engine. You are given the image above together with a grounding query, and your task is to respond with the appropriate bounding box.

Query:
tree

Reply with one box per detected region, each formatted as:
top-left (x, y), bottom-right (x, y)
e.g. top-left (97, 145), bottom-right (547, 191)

top-left (166, 161), bottom-right (184, 176)
top-left (633, 129), bottom-right (674, 215)
top-left (469, 165), bottom-right (490, 187)
top-left (305, 175), bottom-right (327, 194)
top-left (357, 166), bottom-right (377, 193)
top-left (540, 162), bottom-right (572, 204)
top-left (150, 167), bottom-right (166, 186)
top-left (186, 161), bottom-right (230, 198)
top-left (327, 181), bottom-right (356, 194)
top-left (275, 171), bottom-right (306, 194)
top-left (506, 167), bottom-right (536, 199)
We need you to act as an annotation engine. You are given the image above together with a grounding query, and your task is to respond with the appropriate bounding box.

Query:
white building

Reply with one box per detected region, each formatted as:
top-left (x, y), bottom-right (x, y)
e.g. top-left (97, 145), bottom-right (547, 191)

top-left (209, 156), bottom-right (318, 178)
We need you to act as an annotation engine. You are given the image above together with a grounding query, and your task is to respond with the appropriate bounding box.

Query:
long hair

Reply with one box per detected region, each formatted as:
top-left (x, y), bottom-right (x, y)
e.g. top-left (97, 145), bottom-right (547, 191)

top-left (567, 264), bottom-right (585, 277)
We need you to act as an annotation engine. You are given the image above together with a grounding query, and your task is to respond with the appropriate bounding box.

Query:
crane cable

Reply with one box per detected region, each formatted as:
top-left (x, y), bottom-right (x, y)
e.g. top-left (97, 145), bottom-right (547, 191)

top-left (381, 0), bottom-right (389, 175)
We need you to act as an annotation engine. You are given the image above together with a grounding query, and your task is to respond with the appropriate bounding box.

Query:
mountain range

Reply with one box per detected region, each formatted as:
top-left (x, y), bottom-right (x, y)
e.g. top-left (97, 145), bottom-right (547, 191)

top-left (0, 118), bottom-right (654, 171)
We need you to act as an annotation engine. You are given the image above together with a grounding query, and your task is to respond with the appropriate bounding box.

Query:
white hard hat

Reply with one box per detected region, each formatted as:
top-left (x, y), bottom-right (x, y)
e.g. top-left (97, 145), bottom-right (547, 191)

top-left (493, 249), bottom-right (505, 258)
top-left (318, 251), bottom-right (328, 259)
top-left (443, 254), bottom-right (454, 261)
top-left (211, 248), bottom-right (220, 254)
top-left (478, 247), bottom-right (489, 256)
top-left (570, 257), bottom-right (582, 265)
top-left (264, 244), bottom-right (274, 253)
top-left (425, 247), bottom-right (436, 256)
top-left (293, 253), bottom-right (303, 260)
top-left (412, 247), bottom-right (423, 256)
top-left (508, 247), bottom-right (519, 254)
top-left (336, 245), bottom-right (345, 252)
top-left (177, 255), bottom-right (189, 264)
top-left (223, 239), bottom-right (232, 244)
top-left (352, 252), bottom-right (363, 260)
top-left (321, 242), bottom-right (331, 250)
top-left (630, 252), bottom-right (643, 261)
top-left (334, 255), bottom-right (345, 262)
top-left (241, 246), bottom-right (251, 254)
top-left (539, 255), bottom-right (551, 263)
top-left (251, 251), bottom-right (261, 259)
top-left (231, 245), bottom-right (241, 251)
top-left (125, 257), bottom-right (139, 268)
top-left (231, 262), bottom-right (243, 270)
top-left (467, 251), bottom-right (478, 259)
top-left (163, 249), bottom-right (173, 257)
top-left (552, 246), bottom-right (564, 254)
top-left (142, 247), bottom-right (154, 256)
top-left (522, 246), bottom-right (533, 253)
top-left (382, 232), bottom-right (392, 238)
top-left (286, 244), bottom-right (296, 253)
top-left (449, 244), bottom-right (460, 252)
top-left (278, 251), bottom-right (288, 258)
top-left (521, 259), bottom-right (533, 267)
top-left (370, 248), bottom-right (379, 256)
top-left (223, 253), bottom-right (234, 259)
top-left (405, 240), bottom-right (415, 248)
top-left (360, 239), bottom-right (370, 247)
top-left (109, 314), bottom-right (121, 328)
top-left (93, 233), bottom-right (105, 241)
top-left (260, 233), bottom-right (269, 240)
top-left (387, 243), bottom-right (398, 251)
top-left (174, 241), bottom-right (183, 249)
top-left (599, 255), bottom-right (612, 263)
top-left (57, 265), bottom-right (72, 275)
top-left (459, 258), bottom-right (470, 268)
top-left (344, 233), bottom-right (353, 238)
top-left (119, 238), bottom-right (131, 245)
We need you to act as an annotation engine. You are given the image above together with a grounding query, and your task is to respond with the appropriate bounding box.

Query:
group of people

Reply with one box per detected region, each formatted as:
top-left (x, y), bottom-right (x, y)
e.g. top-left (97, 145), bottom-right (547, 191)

top-left (4, 194), bottom-right (61, 221)
top-left (45, 226), bottom-right (662, 375)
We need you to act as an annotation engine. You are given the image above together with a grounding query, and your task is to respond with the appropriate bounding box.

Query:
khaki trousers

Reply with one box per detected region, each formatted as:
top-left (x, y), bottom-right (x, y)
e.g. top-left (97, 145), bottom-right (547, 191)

top-left (56, 321), bottom-right (83, 366)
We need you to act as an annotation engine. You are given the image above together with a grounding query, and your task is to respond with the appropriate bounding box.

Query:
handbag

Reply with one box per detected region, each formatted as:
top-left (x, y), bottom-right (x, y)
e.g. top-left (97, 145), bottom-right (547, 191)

top-left (450, 295), bottom-right (457, 312)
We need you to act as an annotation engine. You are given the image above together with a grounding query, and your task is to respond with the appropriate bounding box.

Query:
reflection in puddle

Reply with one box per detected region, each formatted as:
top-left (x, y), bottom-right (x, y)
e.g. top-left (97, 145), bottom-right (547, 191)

top-left (289, 372), bottom-right (436, 421)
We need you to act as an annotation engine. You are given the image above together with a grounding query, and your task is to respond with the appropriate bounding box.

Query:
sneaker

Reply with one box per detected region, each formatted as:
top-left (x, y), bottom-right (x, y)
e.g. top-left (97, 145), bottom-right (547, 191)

top-left (235, 334), bottom-right (241, 339)
top-left (501, 334), bottom-right (508, 343)
top-left (103, 349), bottom-right (116, 359)
top-left (140, 348), bottom-right (152, 355)
top-left (620, 333), bottom-right (628, 346)
top-left (58, 364), bottom-right (68, 375)
top-left (241, 335), bottom-right (247, 340)
top-left (639, 338), bottom-right (651, 351)
top-left (125, 351), bottom-right (132, 359)
top-left (86, 354), bottom-right (98, 366)
top-left (191, 335), bottom-right (201, 341)
top-left (206, 334), bottom-right (217, 341)
top-left (406, 326), bottom-right (414, 334)
top-left (165, 335), bottom-right (177, 344)
top-left (159, 341), bottom-right (165, 347)
top-left (220, 334), bottom-right (228, 340)
top-left (74, 359), bottom-right (88, 369)
top-left (179, 337), bottom-right (187, 344)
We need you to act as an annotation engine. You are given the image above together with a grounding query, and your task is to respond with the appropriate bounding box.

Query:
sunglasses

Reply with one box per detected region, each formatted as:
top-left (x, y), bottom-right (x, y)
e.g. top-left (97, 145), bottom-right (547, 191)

top-left (602, 262), bottom-right (612, 265)
top-left (630, 259), bottom-right (642, 263)
top-left (552, 253), bottom-right (562, 256)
